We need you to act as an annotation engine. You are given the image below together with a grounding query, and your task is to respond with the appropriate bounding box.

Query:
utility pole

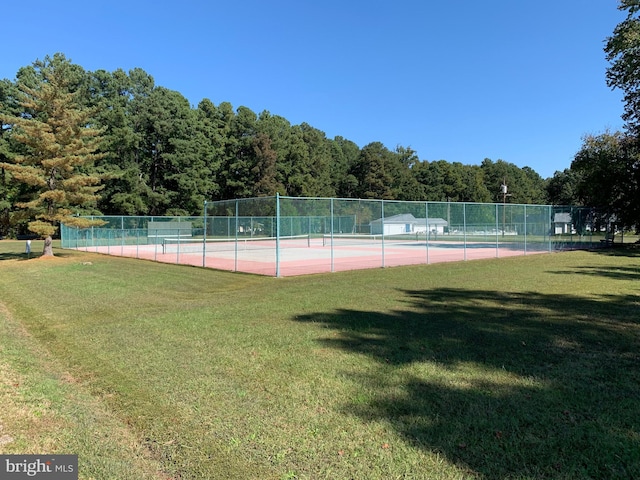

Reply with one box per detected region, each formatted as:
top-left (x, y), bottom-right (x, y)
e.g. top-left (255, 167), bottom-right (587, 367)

top-left (500, 179), bottom-right (511, 236)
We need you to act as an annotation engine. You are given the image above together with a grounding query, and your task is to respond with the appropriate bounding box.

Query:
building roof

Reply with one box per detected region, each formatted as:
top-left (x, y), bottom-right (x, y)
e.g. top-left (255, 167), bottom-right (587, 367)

top-left (370, 214), bottom-right (448, 225)
top-left (553, 213), bottom-right (572, 223)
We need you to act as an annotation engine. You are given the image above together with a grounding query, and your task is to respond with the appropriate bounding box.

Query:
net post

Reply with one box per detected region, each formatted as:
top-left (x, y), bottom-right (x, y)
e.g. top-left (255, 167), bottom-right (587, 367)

top-left (153, 223), bottom-right (157, 261)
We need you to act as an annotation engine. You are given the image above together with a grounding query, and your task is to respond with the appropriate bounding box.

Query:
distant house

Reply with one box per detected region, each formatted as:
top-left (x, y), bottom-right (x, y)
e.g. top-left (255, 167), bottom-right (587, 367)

top-left (553, 212), bottom-right (573, 234)
top-left (369, 213), bottom-right (448, 235)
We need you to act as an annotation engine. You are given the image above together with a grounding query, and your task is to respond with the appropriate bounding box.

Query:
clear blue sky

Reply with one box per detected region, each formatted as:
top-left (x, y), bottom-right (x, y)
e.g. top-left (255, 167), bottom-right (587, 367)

top-left (2, 0), bottom-right (626, 179)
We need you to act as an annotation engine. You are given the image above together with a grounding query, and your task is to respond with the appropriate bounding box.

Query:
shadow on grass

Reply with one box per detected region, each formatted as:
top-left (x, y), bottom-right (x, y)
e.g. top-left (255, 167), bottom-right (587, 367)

top-left (593, 244), bottom-right (640, 258)
top-left (0, 251), bottom-right (73, 261)
top-left (0, 252), bottom-right (35, 261)
top-left (296, 287), bottom-right (640, 478)
top-left (0, 240), bottom-right (36, 261)
top-left (551, 265), bottom-right (640, 281)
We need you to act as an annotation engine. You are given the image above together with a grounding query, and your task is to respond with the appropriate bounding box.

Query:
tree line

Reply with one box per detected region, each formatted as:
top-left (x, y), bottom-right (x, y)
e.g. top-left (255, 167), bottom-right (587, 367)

top-left (0, 54), bottom-right (550, 237)
top-left (3, 0), bottom-right (640, 243)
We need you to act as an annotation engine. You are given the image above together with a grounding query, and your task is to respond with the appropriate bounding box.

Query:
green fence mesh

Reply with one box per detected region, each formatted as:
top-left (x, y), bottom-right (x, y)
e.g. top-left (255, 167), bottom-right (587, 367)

top-left (61, 196), bottom-right (603, 277)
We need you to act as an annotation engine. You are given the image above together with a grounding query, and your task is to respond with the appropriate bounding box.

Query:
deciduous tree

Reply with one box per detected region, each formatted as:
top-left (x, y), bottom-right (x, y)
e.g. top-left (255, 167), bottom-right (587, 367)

top-left (605, 0), bottom-right (640, 134)
top-left (572, 131), bottom-right (640, 231)
top-left (546, 168), bottom-right (581, 206)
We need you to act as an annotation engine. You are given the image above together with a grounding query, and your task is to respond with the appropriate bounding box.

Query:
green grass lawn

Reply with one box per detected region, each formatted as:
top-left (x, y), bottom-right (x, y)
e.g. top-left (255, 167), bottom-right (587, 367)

top-left (1, 240), bottom-right (639, 479)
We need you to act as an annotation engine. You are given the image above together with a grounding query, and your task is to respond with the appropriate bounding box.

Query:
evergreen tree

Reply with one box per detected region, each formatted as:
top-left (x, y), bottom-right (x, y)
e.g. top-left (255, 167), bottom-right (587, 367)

top-left (459, 164), bottom-right (492, 203)
top-left (330, 136), bottom-right (360, 198)
top-left (0, 57), bottom-right (105, 255)
top-left (392, 146), bottom-right (425, 201)
top-left (350, 142), bottom-right (396, 199)
top-left (250, 132), bottom-right (283, 196)
top-left (413, 160), bottom-right (464, 201)
top-left (0, 78), bottom-right (21, 237)
top-left (87, 67), bottom-right (154, 215)
top-left (220, 105), bottom-right (258, 199)
top-left (298, 123), bottom-right (334, 197)
top-left (480, 159), bottom-right (545, 204)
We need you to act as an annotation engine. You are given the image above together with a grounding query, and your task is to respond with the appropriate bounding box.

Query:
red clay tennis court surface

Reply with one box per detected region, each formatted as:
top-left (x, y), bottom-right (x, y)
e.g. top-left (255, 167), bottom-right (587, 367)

top-left (71, 236), bottom-right (551, 277)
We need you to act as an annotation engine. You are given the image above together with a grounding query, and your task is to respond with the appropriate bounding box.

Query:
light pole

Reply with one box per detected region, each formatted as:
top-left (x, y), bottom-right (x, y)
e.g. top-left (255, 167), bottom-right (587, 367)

top-left (499, 179), bottom-right (512, 236)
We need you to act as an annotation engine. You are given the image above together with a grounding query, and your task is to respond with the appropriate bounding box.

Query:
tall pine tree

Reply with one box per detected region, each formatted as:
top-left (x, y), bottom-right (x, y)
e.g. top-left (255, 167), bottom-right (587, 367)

top-left (0, 56), bottom-right (105, 255)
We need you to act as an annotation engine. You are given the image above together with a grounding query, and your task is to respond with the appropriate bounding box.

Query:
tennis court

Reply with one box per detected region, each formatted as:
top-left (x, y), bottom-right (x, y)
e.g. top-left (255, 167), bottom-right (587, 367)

top-left (79, 234), bottom-right (546, 276)
top-left (61, 196), bottom-right (600, 276)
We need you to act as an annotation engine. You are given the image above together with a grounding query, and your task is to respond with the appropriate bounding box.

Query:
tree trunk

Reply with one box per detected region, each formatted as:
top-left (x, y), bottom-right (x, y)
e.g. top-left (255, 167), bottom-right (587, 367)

top-left (42, 236), bottom-right (54, 256)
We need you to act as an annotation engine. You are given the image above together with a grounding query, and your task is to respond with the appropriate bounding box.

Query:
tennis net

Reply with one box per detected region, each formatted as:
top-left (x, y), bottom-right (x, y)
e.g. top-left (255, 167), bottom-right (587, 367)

top-left (162, 234), bottom-right (311, 254)
top-left (322, 233), bottom-right (425, 247)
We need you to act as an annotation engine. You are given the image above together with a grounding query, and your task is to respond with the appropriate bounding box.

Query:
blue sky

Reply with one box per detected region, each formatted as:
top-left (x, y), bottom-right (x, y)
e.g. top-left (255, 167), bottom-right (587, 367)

top-left (2, 0), bottom-right (626, 179)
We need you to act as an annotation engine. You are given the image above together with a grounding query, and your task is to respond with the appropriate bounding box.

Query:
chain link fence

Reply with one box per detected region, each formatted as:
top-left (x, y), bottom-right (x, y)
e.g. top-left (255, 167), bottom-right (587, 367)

top-left (61, 196), bottom-right (605, 276)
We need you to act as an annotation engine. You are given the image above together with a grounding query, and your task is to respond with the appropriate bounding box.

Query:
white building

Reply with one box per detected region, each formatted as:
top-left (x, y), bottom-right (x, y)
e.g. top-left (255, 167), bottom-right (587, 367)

top-left (553, 213), bottom-right (573, 235)
top-left (369, 213), bottom-right (448, 235)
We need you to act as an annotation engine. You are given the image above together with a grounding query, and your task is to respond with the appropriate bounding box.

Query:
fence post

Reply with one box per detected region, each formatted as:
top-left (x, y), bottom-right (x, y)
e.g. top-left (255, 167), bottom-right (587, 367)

top-left (463, 203), bottom-right (467, 261)
top-left (234, 200), bottom-right (239, 273)
top-left (121, 216), bottom-right (125, 256)
top-left (549, 207), bottom-right (553, 251)
top-left (524, 205), bottom-right (527, 255)
top-left (425, 201), bottom-right (430, 264)
top-left (495, 203), bottom-right (500, 257)
top-left (381, 200), bottom-right (385, 268)
top-left (203, 201), bottom-right (207, 268)
top-left (330, 198), bottom-right (335, 273)
top-left (276, 193), bottom-right (281, 278)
